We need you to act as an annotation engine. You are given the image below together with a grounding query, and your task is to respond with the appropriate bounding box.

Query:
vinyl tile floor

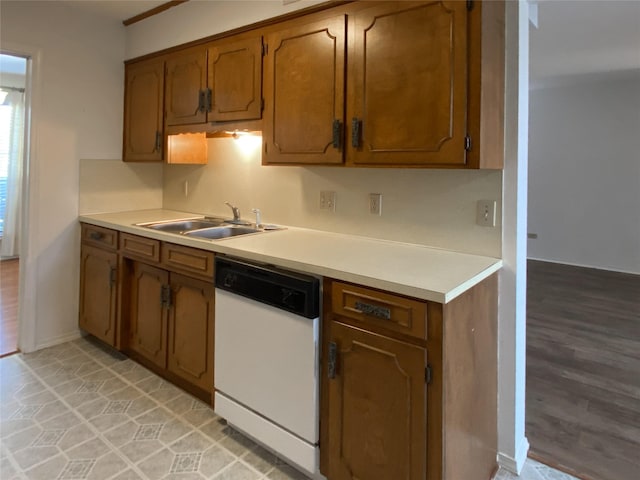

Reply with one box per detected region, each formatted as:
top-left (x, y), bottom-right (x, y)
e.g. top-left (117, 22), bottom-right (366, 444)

top-left (0, 337), bottom-right (578, 480)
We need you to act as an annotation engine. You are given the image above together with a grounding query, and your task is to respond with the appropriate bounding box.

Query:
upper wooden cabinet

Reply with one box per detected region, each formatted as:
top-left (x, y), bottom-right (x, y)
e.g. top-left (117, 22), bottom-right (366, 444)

top-left (208, 37), bottom-right (263, 122)
top-left (165, 37), bottom-right (263, 127)
top-left (123, 59), bottom-right (164, 162)
top-left (347, 1), bottom-right (468, 166)
top-left (165, 47), bottom-right (208, 126)
top-left (263, 0), bottom-right (504, 168)
top-left (262, 16), bottom-right (346, 165)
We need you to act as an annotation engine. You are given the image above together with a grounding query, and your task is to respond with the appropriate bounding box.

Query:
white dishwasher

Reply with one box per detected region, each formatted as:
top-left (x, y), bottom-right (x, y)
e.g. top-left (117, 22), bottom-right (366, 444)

top-left (214, 256), bottom-right (321, 477)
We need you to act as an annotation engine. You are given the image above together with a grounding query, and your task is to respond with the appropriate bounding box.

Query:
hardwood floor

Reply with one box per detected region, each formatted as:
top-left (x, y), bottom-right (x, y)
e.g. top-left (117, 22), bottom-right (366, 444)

top-left (526, 259), bottom-right (640, 480)
top-left (0, 258), bottom-right (19, 357)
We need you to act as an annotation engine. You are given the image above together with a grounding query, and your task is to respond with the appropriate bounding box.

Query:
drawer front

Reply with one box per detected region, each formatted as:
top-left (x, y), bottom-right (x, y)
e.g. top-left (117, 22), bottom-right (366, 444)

top-left (331, 281), bottom-right (427, 340)
top-left (120, 233), bottom-right (161, 262)
top-left (81, 223), bottom-right (118, 250)
top-left (161, 243), bottom-right (214, 279)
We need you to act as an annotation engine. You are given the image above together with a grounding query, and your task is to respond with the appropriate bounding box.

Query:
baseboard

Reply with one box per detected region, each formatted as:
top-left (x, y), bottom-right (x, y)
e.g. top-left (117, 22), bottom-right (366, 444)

top-left (497, 437), bottom-right (529, 474)
top-left (34, 331), bottom-right (82, 352)
top-left (526, 256), bottom-right (640, 276)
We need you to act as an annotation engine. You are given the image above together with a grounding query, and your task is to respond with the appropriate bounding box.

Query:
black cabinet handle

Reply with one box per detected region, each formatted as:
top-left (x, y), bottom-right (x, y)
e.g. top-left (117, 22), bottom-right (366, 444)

top-left (351, 117), bottom-right (362, 148)
top-left (89, 231), bottom-right (104, 241)
top-left (332, 119), bottom-right (343, 150)
top-left (328, 341), bottom-right (337, 379)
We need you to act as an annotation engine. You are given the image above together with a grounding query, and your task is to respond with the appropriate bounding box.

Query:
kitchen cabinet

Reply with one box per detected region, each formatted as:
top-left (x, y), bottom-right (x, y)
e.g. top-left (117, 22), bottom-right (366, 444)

top-left (165, 37), bottom-right (263, 127)
top-left (325, 321), bottom-right (427, 480)
top-left (263, 0), bottom-right (504, 168)
top-left (347, 1), bottom-right (468, 166)
top-left (123, 58), bottom-right (165, 162)
top-left (120, 234), bottom-right (215, 401)
top-left (129, 262), bottom-right (169, 369)
top-left (321, 275), bottom-right (499, 480)
top-left (167, 273), bottom-right (215, 392)
top-left (79, 224), bottom-right (119, 345)
top-left (262, 16), bottom-right (346, 165)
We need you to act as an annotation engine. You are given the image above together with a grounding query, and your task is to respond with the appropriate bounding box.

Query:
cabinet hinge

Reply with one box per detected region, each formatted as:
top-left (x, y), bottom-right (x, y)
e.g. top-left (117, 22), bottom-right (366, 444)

top-left (425, 365), bottom-right (432, 384)
top-left (467, 0), bottom-right (474, 11)
top-left (464, 135), bottom-right (472, 151)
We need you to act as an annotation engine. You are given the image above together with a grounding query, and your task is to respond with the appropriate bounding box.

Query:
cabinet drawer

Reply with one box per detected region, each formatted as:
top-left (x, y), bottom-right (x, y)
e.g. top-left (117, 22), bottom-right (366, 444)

top-left (81, 224), bottom-right (118, 250)
top-left (120, 233), bottom-right (161, 262)
top-left (331, 281), bottom-right (427, 340)
top-left (161, 243), bottom-right (214, 279)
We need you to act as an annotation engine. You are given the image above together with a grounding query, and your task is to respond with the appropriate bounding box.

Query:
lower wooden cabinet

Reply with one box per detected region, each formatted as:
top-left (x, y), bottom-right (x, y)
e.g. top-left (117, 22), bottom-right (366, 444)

top-left (121, 238), bottom-right (215, 401)
top-left (325, 321), bottom-right (427, 480)
top-left (129, 262), bottom-right (169, 369)
top-left (79, 244), bottom-right (118, 345)
top-left (167, 273), bottom-right (215, 392)
top-left (321, 275), bottom-right (498, 480)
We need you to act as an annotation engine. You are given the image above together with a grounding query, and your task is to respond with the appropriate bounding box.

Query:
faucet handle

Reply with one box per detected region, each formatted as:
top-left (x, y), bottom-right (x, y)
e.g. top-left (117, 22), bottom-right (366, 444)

top-left (251, 208), bottom-right (262, 228)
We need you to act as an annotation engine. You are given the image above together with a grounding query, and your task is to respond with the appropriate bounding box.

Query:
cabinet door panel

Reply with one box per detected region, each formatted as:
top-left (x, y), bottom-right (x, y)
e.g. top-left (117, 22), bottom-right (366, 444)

top-left (123, 60), bottom-right (164, 162)
top-left (129, 263), bottom-right (168, 368)
top-left (167, 274), bottom-right (215, 392)
top-left (348, 1), bottom-right (468, 166)
top-left (79, 245), bottom-right (117, 345)
top-left (327, 322), bottom-right (427, 480)
top-left (208, 37), bottom-right (262, 122)
top-left (263, 16), bottom-right (346, 164)
top-left (166, 48), bottom-right (208, 126)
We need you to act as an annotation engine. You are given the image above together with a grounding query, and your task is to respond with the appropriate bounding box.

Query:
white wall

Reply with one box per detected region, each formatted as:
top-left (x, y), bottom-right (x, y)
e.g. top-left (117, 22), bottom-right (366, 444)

top-left (126, 0), bottom-right (326, 59)
top-left (163, 139), bottom-right (503, 257)
top-left (528, 74), bottom-right (640, 274)
top-left (0, 1), bottom-right (128, 349)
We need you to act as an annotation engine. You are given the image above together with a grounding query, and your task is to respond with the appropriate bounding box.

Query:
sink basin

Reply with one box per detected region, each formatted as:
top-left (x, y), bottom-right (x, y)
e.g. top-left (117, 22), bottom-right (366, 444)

top-left (184, 226), bottom-right (261, 240)
top-left (137, 218), bottom-right (226, 234)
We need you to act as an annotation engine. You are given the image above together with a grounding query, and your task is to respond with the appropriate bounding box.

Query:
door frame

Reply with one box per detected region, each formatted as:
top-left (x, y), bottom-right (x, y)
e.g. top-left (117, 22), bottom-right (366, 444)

top-left (2, 42), bottom-right (42, 353)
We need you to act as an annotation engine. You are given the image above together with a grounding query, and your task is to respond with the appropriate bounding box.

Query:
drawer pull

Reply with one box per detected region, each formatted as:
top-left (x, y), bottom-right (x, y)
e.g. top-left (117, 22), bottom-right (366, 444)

top-left (354, 301), bottom-right (391, 320)
top-left (89, 231), bottom-right (104, 241)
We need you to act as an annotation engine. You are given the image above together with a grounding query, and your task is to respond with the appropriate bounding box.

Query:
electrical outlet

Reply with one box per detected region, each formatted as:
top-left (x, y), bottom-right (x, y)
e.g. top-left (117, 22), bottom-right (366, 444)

top-left (320, 191), bottom-right (336, 211)
top-left (369, 193), bottom-right (382, 215)
top-left (476, 200), bottom-right (497, 227)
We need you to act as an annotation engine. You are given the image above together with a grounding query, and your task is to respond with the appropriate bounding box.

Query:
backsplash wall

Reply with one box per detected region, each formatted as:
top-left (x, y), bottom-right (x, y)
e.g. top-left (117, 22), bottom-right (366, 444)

top-left (163, 138), bottom-right (502, 257)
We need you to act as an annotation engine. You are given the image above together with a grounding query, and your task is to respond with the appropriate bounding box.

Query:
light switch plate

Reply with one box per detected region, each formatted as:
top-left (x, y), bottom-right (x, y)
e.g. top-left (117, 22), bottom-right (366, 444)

top-left (476, 200), bottom-right (497, 227)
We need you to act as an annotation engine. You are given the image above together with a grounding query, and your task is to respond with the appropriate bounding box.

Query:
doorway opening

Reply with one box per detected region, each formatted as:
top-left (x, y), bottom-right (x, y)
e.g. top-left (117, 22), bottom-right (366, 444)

top-left (0, 52), bottom-right (28, 357)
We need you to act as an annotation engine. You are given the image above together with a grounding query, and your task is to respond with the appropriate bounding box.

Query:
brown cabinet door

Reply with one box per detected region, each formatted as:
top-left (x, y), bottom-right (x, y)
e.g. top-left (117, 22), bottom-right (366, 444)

top-left (167, 273), bottom-right (215, 392)
top-left (165, 47), bottom-right (208, 126)
top-left (347, 1), bottom-right (469, 166)
top-left (129, 262), bottom-right (169, 368)
top-left (325, 322), bottom-right (427, 480)
top-left (208, 36), bottom-right (263, 122)
top-left (123, 59), bottom-right (164, 162)
top-left (79, 245), bottom-right (117, 345)
top-left (263, 16), bottom-right (346, 165)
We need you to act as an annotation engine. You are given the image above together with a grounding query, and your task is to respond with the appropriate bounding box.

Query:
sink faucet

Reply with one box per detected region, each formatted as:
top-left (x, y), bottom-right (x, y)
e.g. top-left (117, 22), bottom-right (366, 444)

top-left (224, 202), bottom-right (241, 222)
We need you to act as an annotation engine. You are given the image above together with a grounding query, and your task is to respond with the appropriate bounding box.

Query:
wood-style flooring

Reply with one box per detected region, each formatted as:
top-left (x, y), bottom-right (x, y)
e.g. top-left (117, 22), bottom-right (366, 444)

top-left (0, 258), bottom-right (19, 357)
top-left (526, 259), bottom-right (640, 480)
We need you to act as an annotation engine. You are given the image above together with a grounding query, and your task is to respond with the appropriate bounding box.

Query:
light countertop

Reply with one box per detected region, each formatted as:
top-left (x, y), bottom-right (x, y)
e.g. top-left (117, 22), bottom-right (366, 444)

top-left (79, 209), bottom-right (502, 304)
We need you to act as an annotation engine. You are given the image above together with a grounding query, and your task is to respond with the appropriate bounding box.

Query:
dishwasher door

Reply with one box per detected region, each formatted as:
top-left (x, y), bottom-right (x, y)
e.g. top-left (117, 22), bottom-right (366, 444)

top-left (214, 288), bottom-right (320, 444)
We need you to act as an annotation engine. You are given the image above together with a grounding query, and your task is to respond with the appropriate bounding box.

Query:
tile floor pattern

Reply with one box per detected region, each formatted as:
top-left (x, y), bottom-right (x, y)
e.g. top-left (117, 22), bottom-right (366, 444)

top-left (0, 337), bottom-right (579, 480)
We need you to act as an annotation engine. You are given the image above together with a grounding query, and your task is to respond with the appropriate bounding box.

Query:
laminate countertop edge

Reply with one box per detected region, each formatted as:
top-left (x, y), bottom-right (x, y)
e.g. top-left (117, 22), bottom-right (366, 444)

top-left (79, 209), bottom-right (503, 304)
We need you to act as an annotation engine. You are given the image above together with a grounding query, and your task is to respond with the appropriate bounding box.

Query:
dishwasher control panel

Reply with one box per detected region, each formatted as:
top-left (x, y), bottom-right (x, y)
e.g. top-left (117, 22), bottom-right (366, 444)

top-left (214, 257), bottom-right (320, 319)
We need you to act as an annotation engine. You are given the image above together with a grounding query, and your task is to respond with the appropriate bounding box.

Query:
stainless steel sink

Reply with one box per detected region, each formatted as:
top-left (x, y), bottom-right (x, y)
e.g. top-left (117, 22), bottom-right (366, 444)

top-left (136, 218), bottom-right (227, 234)
top-left (184, 226), bottom-right (261, 240)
